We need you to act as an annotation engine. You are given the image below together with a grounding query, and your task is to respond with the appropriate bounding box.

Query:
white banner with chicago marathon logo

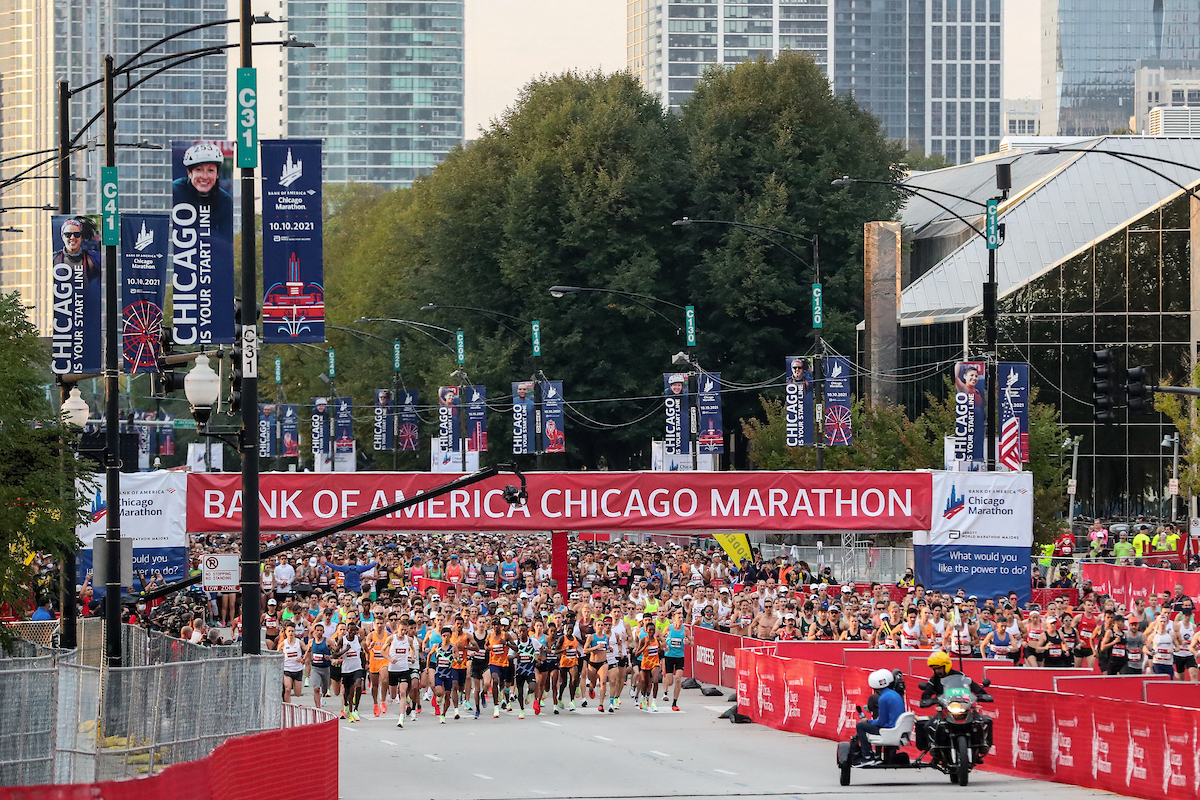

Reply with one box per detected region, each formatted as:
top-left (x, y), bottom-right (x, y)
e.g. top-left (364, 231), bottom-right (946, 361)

top-left (913, 471), bottom-right (1034, 606)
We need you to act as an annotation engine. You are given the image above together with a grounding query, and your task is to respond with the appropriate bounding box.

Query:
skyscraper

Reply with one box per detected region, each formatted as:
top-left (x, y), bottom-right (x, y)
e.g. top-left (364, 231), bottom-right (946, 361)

top-left (285, 1), bottom-right (464, 187)
top-left (1041, 0), bottom-right (1200, 136)
top-left (0, 0), bottom-right (228, 334)
top-left (626, 0), bottom-right (1001, 164)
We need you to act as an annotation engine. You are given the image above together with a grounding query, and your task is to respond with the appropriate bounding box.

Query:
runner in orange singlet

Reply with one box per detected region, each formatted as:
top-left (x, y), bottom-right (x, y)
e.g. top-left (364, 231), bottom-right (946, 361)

top-left (365, 618), bottom-right (390, 717)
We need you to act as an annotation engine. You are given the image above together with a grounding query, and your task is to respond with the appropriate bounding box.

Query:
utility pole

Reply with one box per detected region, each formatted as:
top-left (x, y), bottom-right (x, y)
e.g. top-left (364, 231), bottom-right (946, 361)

top-left (101, 55), bottom-right (122, 669)
top-left (984, 163), bottom-right (1011, 470)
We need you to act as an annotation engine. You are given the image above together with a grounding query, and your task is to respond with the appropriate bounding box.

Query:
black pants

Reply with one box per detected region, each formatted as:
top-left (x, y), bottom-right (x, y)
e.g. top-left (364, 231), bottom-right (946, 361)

top-left (856, 721), bottom-right (881, 755)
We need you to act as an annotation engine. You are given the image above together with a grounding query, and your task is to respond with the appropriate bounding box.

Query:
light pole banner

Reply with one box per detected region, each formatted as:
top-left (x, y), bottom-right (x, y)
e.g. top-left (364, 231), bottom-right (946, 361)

top-left (134, 411), bottom-right (153, 471)
top-left (823, 356), bottom-right (853, 446)
top-left (281, 404), bottom-right (300, 457)
top-left (119, 214), bottom-right (168, 374)
top-left (398, 390), bottom-right (419, 451)
top-left (260, 139), bottom-right (325, 343)
top-left (512, 381), bottom-right (535, 455)
top-left (465, 385), bottom-right (488, 452)
top-left (77, 471), bottom-right (188, 592)
top-left (160, 412), bottom-right (175, 456)
top-left (374, 389), bottom-right (394, 451)
top-left (311, 397), bottom-right (330, 471)
top-left (333, 397), bottom-right (355, 471)
top-left (170, 140), bottom-right (236, 345)
top-left (259, 404), bottom-right (277, 458)
top-left (50, 215), bottom-right (102, 374)
top-left (997, 362), bottom-right (1030, 470)
top-left (697, 372), bottom-right (724, 454)
top-left (785, 356), bottom-right (814, 447)
top-left (189, 470), bottom-right (935, 533)
top-left (541, 380), bottom-right (566, 453)
top-left (438, 387), bottom-right (460, 453)
top-left (952, 361), bottom-right (987, 465)
top-left (664, 373), bottom-right (690, 456)
top-left (913, 471), bottom-right (1034, 606)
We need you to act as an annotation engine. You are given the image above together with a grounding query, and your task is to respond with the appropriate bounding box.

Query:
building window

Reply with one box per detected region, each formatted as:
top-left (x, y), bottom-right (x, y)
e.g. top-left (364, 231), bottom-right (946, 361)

top-left (1172, 89), bottom-right (1184, 104)
top-left (946, 26), bottom-right (956, 59)
top-left (1189, 90), bottom-right (1200, 105)
top-left (932, 26), bottom-right (942, 61)
top-left (933, 102), bottom-right (943, 135)
top-left (1009, 119), bottom-right (1017, 134)
top-left (932, 64), bottom-right (942, 98)
top-left (946, 101), bottom-right (957, 135)
top-left (961, 26), bottom-right (971, 60)
top-left (946, 64), bottom-right (957, 97)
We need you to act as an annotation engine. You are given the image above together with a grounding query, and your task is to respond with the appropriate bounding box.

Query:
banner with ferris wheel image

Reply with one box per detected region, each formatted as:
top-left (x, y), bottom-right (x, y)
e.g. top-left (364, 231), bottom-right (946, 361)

top-left (823, 356), bottom-right (853, 446)
top-left (119, 214), bottom-right (169, 374)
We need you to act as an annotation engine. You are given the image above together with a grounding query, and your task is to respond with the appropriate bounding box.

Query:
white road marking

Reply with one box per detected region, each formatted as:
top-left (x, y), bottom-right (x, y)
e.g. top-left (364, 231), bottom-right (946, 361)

top-left (541, 721), bottom-right (561, 727)
top-left (593, 735), bottom-right (612, 742)
top-left (529, 791), bottom-right (550, 795)
top-left (342, 727), bottom-right (357, 732)
top-left (649, 750), bottom-right (671, 758)
top-left (379, 739), bottom-right (398, 746)
top-left (423, 754), bottom-right (442, 762)
top-left (474, 774), bottom-right (493, 780)
top-left (714, 768), bottom-right (737, 775)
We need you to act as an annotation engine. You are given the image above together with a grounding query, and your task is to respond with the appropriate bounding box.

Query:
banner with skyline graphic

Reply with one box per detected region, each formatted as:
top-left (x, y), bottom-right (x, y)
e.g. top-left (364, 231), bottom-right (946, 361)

top-left (261, 140), bottom-right (325, 343)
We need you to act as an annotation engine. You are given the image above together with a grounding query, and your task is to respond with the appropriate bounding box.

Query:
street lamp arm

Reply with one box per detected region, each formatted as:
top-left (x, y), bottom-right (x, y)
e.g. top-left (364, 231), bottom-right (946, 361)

top-left (832, 176), bottom-right (990, 208)
top-left (674, 217), bottom-right (817, 244)
top-left (1036, 147), bottom-right (1198, 200)
top-left (549, 286), bottom-right (682, 332)
top-left (117, 16), bottom-right (240, 74)
top-left (328, 325), bottom-right (390, 356)
top-left (357, 317), bottom-right (457, 355)
top-left (421, 304), bottom-right (530, 345)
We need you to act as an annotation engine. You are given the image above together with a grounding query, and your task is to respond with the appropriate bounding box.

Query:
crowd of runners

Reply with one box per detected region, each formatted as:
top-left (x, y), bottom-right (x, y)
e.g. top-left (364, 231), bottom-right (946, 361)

top-left (172, 531), bottom-right (1200, 726)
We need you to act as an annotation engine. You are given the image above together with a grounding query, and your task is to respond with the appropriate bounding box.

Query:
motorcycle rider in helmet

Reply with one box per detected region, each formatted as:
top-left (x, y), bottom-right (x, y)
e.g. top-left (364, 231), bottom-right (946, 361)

top-left (919, 651), bottom-right (993, 757)
top-left (855, 668), bottom-right (905, 765)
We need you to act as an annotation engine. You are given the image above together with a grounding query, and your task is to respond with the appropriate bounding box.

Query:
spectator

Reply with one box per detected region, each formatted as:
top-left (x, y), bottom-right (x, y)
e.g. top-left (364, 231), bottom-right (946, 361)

top-left (1112, 532), bottom-right (1135, 561)
top-left (31, 597), bottom-right (54, 621)
top-left (1132, 526), bottom-right (1153, 564)
top-left (1087, 520), bottom-right (1110, 559)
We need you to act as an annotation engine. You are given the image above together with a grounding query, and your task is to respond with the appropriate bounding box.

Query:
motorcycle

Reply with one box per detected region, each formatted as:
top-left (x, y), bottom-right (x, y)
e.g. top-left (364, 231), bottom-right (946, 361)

top-left (836, 673), bottom-right (993, 787)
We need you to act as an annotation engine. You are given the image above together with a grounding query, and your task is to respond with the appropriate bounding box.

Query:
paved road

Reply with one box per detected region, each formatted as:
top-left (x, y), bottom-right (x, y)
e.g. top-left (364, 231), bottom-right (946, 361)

top-left (337, 690), bottom-right (1118, 800)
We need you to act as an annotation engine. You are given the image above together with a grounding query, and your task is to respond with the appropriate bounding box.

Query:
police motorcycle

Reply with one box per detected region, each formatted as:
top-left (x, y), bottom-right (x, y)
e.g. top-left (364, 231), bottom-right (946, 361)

top-left (837, 665), bottom-right (993, 786)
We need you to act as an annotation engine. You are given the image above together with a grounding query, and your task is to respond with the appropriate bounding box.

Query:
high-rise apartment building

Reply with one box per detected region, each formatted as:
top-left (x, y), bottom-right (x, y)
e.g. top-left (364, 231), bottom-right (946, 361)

top-left (285, 0), bottom-right (464, 187)
top-left (627, 0), bottom-right (1001, 164)
top-left (1041, 0), bottom-right (1200, 136)
top-left (0, 0), bottom-right (228, 334)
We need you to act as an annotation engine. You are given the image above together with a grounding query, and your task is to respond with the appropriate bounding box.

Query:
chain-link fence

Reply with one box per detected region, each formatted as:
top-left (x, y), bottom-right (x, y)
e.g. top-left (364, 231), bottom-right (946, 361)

top-left (0, 622), bottom-right (281, 787)
top-left (758, 544), bottom-right (914, 584)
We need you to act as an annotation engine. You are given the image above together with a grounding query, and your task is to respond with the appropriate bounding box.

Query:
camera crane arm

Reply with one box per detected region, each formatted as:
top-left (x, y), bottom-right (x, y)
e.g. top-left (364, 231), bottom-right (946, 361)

top-left (139, 463), bottom-right (529, 602)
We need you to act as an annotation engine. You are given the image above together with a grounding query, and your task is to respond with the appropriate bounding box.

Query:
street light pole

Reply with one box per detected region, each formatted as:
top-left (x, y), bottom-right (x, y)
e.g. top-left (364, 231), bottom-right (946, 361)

top-left (101, 55), bottom-right (122, 670)
top-left (238, 1), bottom-right (261, 656)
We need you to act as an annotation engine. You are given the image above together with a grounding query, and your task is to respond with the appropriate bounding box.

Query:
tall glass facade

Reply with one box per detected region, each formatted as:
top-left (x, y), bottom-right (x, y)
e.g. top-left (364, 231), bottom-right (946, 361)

top-left (923, 0), bottom-right (1002, 162)
top-left (286, 1), bottom-right (464, 188)
top-left (900, 192), bottom-right (1192, 519)
top-left (1042, 0), bottom-right (1200, 136)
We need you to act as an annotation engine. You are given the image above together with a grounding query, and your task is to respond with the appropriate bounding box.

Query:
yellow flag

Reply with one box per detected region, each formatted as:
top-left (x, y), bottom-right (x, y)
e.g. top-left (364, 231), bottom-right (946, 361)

top-left (713, 532), bottom-right (753, 566)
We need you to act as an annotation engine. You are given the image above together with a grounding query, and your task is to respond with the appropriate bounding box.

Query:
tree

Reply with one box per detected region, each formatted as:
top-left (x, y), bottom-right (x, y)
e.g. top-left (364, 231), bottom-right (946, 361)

top-left (1150, 361), bottom-right (1200, 508)
top-left (0, 293), bottom-right (89, 634)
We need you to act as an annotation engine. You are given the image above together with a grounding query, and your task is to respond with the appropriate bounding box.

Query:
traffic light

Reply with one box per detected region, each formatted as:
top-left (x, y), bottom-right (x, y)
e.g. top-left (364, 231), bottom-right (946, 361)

top-left (1126, 365), bottom-right (1152, 414)
top-left (230, 298), bottom-right (244, 413)
top-left (156, 330), bottom-right (178, 395)
top-left (1091, 348), bottom-right (1120, 424)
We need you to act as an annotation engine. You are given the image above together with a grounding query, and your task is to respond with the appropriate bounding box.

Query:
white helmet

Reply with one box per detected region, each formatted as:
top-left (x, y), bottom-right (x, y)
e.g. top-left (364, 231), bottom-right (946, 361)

top-left (868, 668), bottom-right (893, 690)
top-left (182, 142), bottom-right (224, 167)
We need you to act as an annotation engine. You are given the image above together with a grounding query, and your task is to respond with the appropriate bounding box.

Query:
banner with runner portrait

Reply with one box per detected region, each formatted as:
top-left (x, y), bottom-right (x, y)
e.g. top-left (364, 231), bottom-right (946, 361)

top-left (540, 380), bottom-right (566, 453)
top-left (281, 404), bottom-right (300, 458)
top-left (260, 140), bottom-right (325, 343)
top-left (119, 214), bottom-right (169, 374)
top-left (397, 390), bottom-right (419, 452)
top-left (785, 356), bottom-right (814, 447)
top-left (50, 215), bottom-right (102, 375)
top-left (696, 371), bottom-right (724, 454)
top-left (952, 360), bottom-right (986, 465)
top-left (664, 372), bottom-right (690, 456)
top-left (170, 140), bottom-right (235, 345)
top-left (373, 389), bottom-right (393, 451)
top-left (310, 397), bottom-right (330, 471)
top-left (997, 362), bottom-right (1029, 471)
top-left (823, 356), bottom-right (853, 446)
top-left (512, 381), bottom-right (536, 455)
top-left (438, 386), bottom-right (460, 453)
top-left (465, 385), bottom-right (488, 452)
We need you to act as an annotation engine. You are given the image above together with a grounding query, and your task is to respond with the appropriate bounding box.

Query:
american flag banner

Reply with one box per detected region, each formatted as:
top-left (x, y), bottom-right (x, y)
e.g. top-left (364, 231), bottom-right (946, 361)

top-left (997, 362), bottom-right (1029, 471)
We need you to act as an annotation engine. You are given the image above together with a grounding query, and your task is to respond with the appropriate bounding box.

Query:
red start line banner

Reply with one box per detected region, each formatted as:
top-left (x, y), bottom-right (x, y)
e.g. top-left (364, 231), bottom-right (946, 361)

top-left (187, 471), bottom-right (933, 534)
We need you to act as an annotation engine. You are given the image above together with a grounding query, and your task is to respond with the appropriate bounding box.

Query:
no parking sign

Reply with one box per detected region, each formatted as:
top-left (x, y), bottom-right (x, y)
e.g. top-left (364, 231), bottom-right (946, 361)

top-left (202, 554), bottom-right (239, 593)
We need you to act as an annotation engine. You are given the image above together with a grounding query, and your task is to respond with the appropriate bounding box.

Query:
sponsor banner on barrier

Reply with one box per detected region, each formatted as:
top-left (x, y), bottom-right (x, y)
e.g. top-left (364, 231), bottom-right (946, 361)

top-left (1080, 562), bottom-right (1200, 604)
top-left (171, 140), bottom-right (236, 345)
top-left (77, 471), bottom-right (188, 592)
top-left (50, 214), bottom-right (103, 375)
top-left (916, 471), bottom-right (1033, 606)
top-left (186, 470), bottom-right (934, 533)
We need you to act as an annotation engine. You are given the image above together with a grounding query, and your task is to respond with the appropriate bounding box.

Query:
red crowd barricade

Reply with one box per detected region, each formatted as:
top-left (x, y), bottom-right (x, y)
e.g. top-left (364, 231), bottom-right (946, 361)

top-left (1032, 588), bottom-right (1078, 607)
top-left (0, 714), bottom-right (337, 800)
top-left (1144, 681), bottom-right (1200, 708)
top-left (414, 577), bottom-right (497, 598)
top-left (1080, 562), bottom-right (1200, 604)
top-left (1052, 675), bottom-right (1161, 701)
top-left (736, 645), bottom-right (1200, 800)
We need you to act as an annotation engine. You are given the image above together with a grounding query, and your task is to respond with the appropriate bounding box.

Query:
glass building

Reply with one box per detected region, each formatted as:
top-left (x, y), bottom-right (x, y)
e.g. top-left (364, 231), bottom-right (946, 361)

top-left (627, 0), bottom-right (999, 164)
top-left (0, 0), bottom-right (227, 335)
top-left (285, 1), bottom-right (464, 188)
top-left (1041, 0), bottom-right (1200, 136)
top-left (893, 136), bottom-right (1200, 519)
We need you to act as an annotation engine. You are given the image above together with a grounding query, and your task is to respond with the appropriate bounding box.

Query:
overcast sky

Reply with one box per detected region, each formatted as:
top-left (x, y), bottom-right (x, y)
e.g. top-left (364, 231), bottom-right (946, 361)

top-left (464, 0), bottom-right (1042, 135)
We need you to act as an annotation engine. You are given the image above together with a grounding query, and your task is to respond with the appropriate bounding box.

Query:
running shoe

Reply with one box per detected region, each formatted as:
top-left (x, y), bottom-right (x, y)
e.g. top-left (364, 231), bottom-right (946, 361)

top-left (663, 693), bottom-right (669, 702)
top-left (582, 700), bottom-right (588, 708)
top-left (519, 710), bottom-right (526, 719)
top-left (598, 704), bottom-right (606, 713)
top-left (382, 701), bottom-right (387, 713)
top-left (304, 677), bottom-right (310, 687)
top-left (493, 706), bottom-right (500, 718)
top-left (568, 700), bottom-right (576, 712)
top-left (533, 699), bottom-right (541, 715)
top-left (629, 686), bottom-right (637, 699)
top-left (373, 703), bottom-right (381, 717)
top-left (340, 710), bottom-right (347, 720)
top-left (350, 710), bottom-right (361, 722)
top-left (609, 698), bottom-right (617, 712)
top-left (475, 708), bottom-right (481, 720)
top-left (439, 714), bottom-right (446, 724)
top-left (454, 708), bottom-right (460, 720)
top-left (432, 697), bottom-right (440, 716)
top-left (672, 702), bottom-right (680, 712)
top-left (589, 686), bottom-right (596, 699)
top-left (553, 706), bottom-right (559, 715)
top-left (651, 701), bottom-right (659, 713)
top-left (463, 701), bottom-right (472, 713)
top-left (397, 715), bottom-right (405, 729)
top-left (417, 704), bottom-right (423, 714)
